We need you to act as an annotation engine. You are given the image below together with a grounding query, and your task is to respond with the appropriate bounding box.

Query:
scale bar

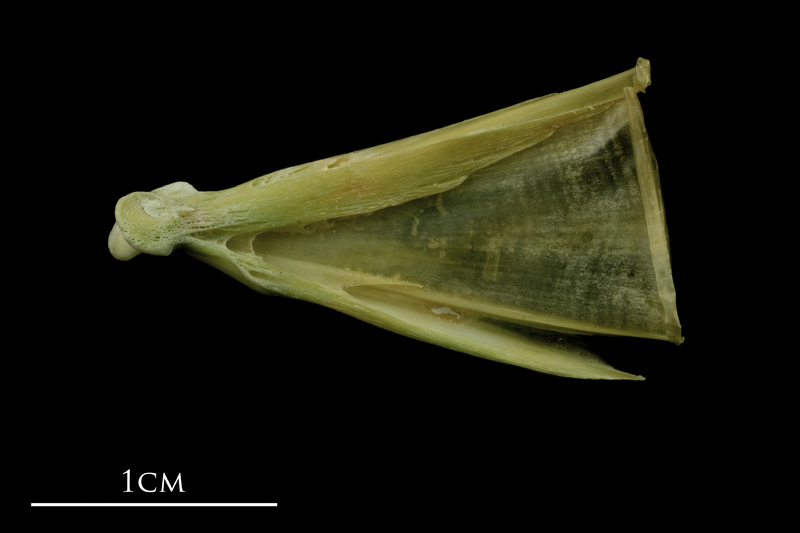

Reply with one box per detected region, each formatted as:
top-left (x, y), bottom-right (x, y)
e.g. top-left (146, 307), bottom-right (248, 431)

top-left (32, 503), bottom-right (277, 507)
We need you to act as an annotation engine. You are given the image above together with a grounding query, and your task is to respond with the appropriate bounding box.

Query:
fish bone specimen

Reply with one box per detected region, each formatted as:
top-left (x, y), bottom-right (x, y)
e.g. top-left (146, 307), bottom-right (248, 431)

top-left (109, 57), bottom-right (681, 380)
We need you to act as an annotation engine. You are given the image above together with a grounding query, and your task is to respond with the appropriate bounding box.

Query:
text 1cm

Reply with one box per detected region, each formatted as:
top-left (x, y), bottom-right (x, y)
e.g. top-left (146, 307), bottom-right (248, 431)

top-left (123, 469), bottom-right (185, 493)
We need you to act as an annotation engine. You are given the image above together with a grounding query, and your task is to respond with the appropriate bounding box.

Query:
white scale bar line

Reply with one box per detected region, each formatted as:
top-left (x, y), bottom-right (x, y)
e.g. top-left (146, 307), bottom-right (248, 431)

top-left (32, 503), bottom-right (277, 507)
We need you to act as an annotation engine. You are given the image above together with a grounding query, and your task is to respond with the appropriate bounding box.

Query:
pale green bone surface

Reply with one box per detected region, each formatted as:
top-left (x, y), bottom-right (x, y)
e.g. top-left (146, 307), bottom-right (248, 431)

top-left (110, 58), bottom-right (681, 380)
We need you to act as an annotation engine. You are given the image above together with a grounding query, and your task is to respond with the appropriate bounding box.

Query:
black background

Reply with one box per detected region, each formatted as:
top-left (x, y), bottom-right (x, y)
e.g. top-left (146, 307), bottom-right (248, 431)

top-left (27, 11), bottom-right (713, 522)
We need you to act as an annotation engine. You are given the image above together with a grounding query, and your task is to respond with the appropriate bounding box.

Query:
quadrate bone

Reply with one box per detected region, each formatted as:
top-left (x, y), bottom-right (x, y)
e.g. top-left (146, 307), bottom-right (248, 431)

top-left (110, 58), bottom-right (681, 380)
